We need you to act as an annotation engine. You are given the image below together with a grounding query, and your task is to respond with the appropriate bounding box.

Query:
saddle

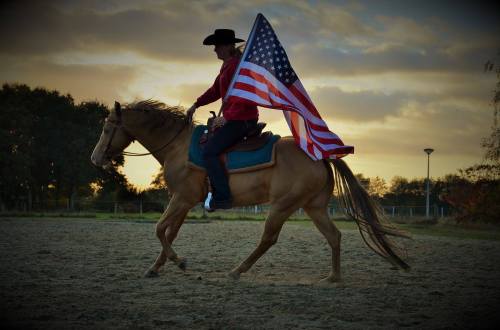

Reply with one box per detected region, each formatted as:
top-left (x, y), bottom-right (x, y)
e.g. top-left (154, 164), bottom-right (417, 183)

top-left (198, 111), bottom-right (272, 152)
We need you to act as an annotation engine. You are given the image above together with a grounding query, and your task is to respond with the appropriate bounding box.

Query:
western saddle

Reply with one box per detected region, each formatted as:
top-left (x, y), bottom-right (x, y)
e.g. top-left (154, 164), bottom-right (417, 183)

top-left (199, 112), bottom-right (273, 152)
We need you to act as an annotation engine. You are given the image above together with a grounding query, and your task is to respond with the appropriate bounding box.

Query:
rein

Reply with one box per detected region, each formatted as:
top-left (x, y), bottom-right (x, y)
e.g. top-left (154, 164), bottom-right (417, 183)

top-left (104, 115), bottom-right (187, 158)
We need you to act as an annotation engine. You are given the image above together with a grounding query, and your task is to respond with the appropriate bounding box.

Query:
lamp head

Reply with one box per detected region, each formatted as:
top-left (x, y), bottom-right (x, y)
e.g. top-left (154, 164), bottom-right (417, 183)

top-left (424, 148), bottom-right (434, 155)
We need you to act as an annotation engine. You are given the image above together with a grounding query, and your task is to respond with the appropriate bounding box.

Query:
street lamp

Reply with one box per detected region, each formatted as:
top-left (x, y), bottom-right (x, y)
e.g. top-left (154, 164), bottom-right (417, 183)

top-left (424, 148), bottom-right (434, 217)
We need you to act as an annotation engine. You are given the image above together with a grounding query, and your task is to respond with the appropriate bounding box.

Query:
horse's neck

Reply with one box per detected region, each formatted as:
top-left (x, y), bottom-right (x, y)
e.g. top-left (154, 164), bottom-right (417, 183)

top-left (124, 114), bottom-right (191, 165)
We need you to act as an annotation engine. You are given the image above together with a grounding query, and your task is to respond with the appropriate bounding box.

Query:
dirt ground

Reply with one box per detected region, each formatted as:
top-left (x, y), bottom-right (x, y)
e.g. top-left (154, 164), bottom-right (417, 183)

top-left (1, 218), bottom-right (500, 329)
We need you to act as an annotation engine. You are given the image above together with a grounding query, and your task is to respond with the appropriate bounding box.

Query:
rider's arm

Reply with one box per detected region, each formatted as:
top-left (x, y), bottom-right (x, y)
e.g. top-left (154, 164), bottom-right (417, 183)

top-left (195, 74), bottom-right (221, 108)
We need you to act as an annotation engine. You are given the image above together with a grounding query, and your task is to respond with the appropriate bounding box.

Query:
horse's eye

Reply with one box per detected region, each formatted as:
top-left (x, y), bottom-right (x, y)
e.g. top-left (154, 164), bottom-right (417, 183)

top-left (104, 129), bottom-right (110, 134)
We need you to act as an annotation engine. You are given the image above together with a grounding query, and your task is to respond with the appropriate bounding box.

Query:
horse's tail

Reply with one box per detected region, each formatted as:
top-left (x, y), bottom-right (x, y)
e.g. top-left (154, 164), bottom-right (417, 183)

top-left (327, 158), bottom-right (411, 270)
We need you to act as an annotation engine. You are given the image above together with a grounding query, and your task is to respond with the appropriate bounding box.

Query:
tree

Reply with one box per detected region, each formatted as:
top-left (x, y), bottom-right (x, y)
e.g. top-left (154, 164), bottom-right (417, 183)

top-left (441, 53), bottom-right (500, 222)
top-left (367, 176), bottom-right (388, 198)
top-left (0, 84), bottom-right (35, 210)
top-left (482, 52), bottom-right (500, 164)
top-left (0, 83), bottom-right (134, 211)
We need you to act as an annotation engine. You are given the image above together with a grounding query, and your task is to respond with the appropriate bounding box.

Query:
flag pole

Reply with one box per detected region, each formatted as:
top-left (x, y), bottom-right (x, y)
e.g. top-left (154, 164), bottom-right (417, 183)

top-left (222, 13), bottom-right (263, 104)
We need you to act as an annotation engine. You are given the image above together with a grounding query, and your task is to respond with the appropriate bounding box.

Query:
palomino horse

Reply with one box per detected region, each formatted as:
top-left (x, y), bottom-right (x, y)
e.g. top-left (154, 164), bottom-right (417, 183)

top-left (91, 100), bottom-right (409, 283)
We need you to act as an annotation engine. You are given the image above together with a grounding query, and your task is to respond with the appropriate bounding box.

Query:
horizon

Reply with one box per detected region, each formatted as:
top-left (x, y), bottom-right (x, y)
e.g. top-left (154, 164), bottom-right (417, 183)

top-left (1, 1), bottom-right (498, 189)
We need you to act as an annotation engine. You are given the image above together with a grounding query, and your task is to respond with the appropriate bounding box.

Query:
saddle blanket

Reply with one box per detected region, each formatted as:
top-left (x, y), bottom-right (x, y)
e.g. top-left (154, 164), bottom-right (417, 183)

top-left (188, 125), bottom-right (281, 173)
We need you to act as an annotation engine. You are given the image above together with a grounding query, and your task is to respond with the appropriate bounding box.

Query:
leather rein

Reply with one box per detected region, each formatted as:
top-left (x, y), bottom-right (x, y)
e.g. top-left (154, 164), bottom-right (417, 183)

top-left (103, 112), bottom-right (187, 158)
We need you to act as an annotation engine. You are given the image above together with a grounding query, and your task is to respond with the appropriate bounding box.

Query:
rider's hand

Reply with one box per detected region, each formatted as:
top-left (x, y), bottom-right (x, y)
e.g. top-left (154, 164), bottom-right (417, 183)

top-left (213, 116), bottom-right (227, 128)
top-left (186, 104), bottom-right (197, 123)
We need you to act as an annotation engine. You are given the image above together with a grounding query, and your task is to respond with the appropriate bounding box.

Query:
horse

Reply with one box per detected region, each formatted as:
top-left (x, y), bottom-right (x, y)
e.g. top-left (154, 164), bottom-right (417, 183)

top-left (91, 100), bottom-right (410, 283)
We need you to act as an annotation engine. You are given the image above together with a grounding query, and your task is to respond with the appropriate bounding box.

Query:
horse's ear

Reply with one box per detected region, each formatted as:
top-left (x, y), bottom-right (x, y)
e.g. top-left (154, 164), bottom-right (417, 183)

top-left (114, 101), bottom-right (121, 116)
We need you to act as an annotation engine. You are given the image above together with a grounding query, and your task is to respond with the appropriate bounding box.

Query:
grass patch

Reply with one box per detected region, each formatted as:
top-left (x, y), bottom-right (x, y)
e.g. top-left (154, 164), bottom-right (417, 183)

top-left (0, 212), bottom-right (97, 218)
top-left (2, 211), bottom-right (500, 241)
top-left (396, 223), bottom-right (500, 241)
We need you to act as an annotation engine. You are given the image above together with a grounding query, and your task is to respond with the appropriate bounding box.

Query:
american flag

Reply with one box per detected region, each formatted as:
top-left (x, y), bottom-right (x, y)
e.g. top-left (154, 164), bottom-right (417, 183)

top-left (224, 13), bottom-right (354, 160)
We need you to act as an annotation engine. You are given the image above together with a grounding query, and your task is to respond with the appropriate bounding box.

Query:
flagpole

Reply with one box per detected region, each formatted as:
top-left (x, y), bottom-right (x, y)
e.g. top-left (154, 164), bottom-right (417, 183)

top-left (223, 13), bottom-right (263, 103)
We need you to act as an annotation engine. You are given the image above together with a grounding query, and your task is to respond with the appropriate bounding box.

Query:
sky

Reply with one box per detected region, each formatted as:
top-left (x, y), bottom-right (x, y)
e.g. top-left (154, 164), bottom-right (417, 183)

top-left (1, 0), bottom-right (499, 189)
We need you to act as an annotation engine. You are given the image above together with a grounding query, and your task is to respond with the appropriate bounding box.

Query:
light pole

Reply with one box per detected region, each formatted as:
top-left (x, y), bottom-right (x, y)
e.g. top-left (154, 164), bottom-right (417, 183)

top-left (424, 148), bottom-right (434, 217)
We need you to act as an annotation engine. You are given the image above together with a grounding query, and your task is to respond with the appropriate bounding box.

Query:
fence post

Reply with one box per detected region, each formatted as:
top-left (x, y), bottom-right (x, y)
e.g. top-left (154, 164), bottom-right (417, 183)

top-left (441, 207), bottom-right (444, 218)
top-left (114, 202), bottom-right (118, 214)
top-left (254, 205), bottom-right (258, 214)
top-left (139, 199), bottom-right (143, 215)
top-left (409, 208), bottom-right (413, 217)
top-left (391, 206), bottom-right (395, 217)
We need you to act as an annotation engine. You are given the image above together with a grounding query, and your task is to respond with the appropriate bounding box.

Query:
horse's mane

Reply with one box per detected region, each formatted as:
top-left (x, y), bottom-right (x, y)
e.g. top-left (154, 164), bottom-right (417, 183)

top-left (124, 100), bottom-right (191, 129)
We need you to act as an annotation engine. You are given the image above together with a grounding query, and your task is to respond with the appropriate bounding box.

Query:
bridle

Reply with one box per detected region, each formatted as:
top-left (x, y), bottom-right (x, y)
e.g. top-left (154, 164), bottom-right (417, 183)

top-left (103, 106), bottom-right (187, 158)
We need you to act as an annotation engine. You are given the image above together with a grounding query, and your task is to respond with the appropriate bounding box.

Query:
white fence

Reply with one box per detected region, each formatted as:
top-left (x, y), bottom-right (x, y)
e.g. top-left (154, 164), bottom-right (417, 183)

top-left (6, 199), bottom-right (452, 218)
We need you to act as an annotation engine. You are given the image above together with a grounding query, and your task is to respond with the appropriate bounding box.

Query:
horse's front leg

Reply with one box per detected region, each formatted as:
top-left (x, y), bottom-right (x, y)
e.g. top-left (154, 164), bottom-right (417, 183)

top-left (144, 196), bottom-right (191, 277)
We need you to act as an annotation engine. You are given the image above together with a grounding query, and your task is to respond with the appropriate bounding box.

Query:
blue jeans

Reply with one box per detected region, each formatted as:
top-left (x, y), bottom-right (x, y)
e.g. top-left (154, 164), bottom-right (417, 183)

top-left (202, 119), bottom-right (258, 201)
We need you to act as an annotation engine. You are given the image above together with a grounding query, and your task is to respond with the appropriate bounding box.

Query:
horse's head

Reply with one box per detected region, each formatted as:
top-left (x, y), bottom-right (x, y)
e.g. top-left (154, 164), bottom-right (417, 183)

top-left (91, 101), bottom-right (134, 169)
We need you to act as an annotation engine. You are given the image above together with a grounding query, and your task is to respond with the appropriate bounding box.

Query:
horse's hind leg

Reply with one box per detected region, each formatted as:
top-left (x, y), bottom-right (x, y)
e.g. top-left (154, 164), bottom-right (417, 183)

top-left (228, 205), bottom-right (295, 280)
top-left (304, 205), bottom-right (341, 283)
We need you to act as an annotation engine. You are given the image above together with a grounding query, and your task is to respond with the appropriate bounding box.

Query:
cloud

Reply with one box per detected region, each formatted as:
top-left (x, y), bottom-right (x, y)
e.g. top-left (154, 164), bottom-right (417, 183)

top-left (1, 0), bottom-right (496, 79)
top-left (0, 1), bottom-right (254, 63)
top-left (375, 16), bottom-right (439, 47)
top-left (346, 98), bottom-right (492, 158)
top-left (310, 87), bottom-right (407, 122)
top-left (172, 83), bottom-right (210, 105)
top-left (0, 55), bottom-right (138, 105)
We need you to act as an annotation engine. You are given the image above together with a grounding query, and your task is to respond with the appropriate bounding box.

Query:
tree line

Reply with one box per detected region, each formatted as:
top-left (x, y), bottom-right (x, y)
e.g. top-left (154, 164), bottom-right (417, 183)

top-left (0, 83), bottom-right (167, 212)
top-left (0, 80), bottom-right (498, 222)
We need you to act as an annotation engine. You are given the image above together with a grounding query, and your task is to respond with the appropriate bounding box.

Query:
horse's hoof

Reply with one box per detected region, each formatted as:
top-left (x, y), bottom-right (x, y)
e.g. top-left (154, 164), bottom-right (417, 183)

top-left (144, 269), bottom-right (159, 278)
top-left (227, 271), bottom-right (240, 280)
top-left (176, 258), bottom-right (187, 271)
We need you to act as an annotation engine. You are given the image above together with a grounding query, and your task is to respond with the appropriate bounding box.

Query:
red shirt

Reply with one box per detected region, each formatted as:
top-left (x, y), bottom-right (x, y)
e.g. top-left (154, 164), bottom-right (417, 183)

top-left (195, 56), bottom-right (258, 121)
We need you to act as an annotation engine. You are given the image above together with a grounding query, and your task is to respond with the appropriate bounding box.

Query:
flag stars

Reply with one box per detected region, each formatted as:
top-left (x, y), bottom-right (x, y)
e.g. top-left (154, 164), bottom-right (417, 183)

top-left (246, 18), bottom-right (298, 85)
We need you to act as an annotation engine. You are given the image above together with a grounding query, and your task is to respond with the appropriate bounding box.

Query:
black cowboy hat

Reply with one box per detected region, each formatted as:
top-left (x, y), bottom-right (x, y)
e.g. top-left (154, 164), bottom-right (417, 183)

top-left (203, 29), bottom-right (245, 45)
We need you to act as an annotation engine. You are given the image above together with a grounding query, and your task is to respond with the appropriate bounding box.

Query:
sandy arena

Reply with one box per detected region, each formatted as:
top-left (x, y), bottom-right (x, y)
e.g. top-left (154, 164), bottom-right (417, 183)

top-left (1, 217), bottom-right (500, 329)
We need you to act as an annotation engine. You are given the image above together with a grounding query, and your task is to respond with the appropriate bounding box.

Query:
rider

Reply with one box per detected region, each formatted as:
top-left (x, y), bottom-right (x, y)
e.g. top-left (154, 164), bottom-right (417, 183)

top-left (186, 29), bottom-right (259, 211)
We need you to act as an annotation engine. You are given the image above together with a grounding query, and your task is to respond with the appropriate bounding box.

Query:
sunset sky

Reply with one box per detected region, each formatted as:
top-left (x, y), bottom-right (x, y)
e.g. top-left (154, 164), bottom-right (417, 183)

top-left (1, 0), bottom-right (499, 189)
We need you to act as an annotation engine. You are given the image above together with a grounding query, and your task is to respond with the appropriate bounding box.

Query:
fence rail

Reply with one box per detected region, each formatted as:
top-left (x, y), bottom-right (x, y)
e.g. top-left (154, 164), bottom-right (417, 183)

top-left (3, 198), bottom-right (453, 218)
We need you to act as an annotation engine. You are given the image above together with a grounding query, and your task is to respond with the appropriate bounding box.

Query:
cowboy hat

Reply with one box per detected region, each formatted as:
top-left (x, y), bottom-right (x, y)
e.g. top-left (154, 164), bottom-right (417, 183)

top-left (203, 29), bottom-right (245, 45)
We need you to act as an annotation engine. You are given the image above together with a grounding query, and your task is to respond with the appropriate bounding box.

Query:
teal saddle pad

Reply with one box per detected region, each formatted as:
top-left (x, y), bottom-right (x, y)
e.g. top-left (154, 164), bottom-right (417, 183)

top-left (188, 125), bottom-right (280, 172)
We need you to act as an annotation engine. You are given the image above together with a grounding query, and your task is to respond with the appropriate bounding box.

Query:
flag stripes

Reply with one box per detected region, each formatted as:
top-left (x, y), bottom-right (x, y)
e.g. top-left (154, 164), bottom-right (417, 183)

top-left (224, 13), bottom-right (354, 160)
